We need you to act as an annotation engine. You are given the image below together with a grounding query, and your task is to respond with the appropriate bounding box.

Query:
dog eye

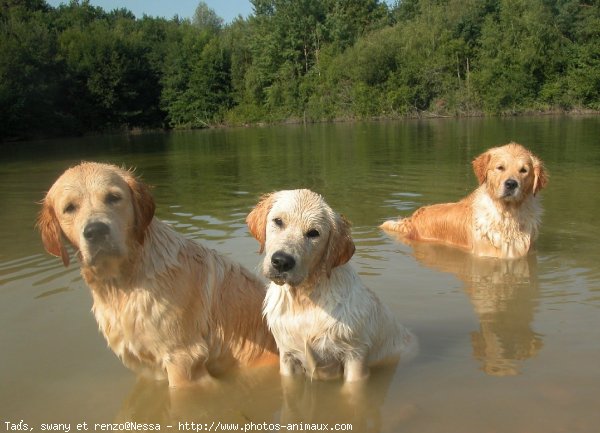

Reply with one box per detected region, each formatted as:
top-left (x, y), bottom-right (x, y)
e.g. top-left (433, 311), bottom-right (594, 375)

top-left (306, 229), bottom-right (320, 238)
top-left (63, 203), bottom-right (77, 214)
top-left (106, 193), bottom-right (122, 204)
top-left (519, 167), bottom-right (528, 173)
top-left (273, 218), bottom-right (283, 228)
top-left (496, 165), bottom-right (505, 171)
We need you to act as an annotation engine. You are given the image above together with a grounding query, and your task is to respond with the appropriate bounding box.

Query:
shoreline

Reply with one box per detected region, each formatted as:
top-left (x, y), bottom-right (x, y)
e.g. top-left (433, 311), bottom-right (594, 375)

top-left (4, 108), bottom-right (600, 144)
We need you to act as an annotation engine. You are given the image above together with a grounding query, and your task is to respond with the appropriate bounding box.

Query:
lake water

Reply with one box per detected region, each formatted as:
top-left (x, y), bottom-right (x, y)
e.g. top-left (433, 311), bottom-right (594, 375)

top-left (1, 117), bottom-right (599, 432)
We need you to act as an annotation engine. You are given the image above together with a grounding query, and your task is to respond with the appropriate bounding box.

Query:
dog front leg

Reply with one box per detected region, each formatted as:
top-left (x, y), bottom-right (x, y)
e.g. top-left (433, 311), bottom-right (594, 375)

top-left (166, 361), bottom-right (193, 387)
top-left (280, 352), bottom-right (303, 376)
top-left (344, 357), bottom-right (369, 382)
top-left (165, 349), bottom-right (214, 388)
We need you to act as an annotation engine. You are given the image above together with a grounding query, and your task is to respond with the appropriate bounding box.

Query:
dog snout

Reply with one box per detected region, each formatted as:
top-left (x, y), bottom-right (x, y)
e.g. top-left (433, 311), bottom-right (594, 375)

top-left (83, 221), bottom-right (110, 243)
top-left (271, 251), bottom-right (296, 272)
top-left (504, 179), bottom-right (519, 191)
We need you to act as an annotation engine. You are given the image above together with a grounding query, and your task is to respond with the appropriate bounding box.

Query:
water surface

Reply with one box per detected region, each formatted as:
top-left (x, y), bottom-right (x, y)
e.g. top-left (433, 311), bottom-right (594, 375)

top-left (1, 116), bottom-right (599, 432)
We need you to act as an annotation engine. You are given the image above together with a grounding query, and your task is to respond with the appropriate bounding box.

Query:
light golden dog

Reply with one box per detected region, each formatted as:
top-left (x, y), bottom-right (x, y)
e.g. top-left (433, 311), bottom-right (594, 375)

top-left (246, 189), bottom-right (416, 382)
top-left (381, 143), bottom-right (548, 258)
top-left (37, 162), bottom-right (277, 387)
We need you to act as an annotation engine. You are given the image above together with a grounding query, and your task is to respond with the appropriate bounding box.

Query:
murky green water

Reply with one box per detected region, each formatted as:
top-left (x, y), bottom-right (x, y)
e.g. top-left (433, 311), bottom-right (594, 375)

top-left (1, 116), bottom-right (600, 432)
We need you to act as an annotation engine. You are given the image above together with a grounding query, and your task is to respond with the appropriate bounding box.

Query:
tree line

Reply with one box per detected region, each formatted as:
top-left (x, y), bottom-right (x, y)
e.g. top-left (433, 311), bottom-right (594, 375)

top-left (1, 0), bottom-right (599, 141)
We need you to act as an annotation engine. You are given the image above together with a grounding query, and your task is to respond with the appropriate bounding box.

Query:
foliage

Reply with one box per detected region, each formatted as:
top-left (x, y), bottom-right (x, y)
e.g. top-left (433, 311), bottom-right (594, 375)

top-left (192, 1), bottom-right (223, 33)
top-left (1, 0), bottom-right (599, 140)
top-left (0, 0), bottom-right (60, 139)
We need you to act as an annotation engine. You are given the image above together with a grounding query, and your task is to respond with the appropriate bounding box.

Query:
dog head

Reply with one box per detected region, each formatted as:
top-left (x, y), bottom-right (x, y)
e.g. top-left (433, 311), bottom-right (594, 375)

top-left (37, 162), bottom-right (155, 269)
top-left (472, 142), bottom-right (548, 203)
top-left (246, 189), bottom-right (355, 287)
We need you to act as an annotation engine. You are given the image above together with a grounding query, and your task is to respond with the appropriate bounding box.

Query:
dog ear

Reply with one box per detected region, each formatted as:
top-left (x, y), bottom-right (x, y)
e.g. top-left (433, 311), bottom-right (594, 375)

top-left (124, 170), bottom-right (155, 245)
top-left (37, 200), bottom-right (70, 267)
top-left (532, 155), bottom-right (548, 196)
top-left (246, 193), bottom-right (275, 254)
top-left (325, 214), bottom-right (355, 277)
top-left (472, 150), bottom-right (491, 185)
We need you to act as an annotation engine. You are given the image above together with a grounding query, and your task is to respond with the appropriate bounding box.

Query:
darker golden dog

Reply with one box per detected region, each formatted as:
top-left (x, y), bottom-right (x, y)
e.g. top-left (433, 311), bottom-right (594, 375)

top-left (381, 143), bottom-right (548, 258)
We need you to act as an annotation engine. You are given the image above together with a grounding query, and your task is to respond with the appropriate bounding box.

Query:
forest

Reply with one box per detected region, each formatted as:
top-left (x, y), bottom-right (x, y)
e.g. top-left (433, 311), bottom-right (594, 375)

top-left (1, 0), bottom-right (599, 140)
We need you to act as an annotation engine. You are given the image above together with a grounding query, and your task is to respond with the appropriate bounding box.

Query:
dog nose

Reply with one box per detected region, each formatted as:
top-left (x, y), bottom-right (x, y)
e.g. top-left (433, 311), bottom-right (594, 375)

top-left (83, 221), bottom-right (110, 242)
top-left (504, 179), bottom-right (518, 190)
top-left (271, 251), bottom-right (295, 272)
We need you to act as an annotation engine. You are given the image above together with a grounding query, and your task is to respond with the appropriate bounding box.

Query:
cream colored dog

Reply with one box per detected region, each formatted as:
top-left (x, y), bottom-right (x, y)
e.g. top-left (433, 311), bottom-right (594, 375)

top-left (38, 162), bottom-right (277, 387)
top-left (381, 143), bottom-right (548, 258)
top-left (247, 189), bottom-right (416, 382)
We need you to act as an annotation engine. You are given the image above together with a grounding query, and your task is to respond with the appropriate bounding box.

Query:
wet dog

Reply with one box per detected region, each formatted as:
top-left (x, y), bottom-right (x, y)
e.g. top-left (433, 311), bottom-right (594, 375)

top-left (38, 162), bottom-right (277, 387)
top-left (381, 143), bottom-right (548, 258)
top-left (247, 189), bottom-right (416, 382)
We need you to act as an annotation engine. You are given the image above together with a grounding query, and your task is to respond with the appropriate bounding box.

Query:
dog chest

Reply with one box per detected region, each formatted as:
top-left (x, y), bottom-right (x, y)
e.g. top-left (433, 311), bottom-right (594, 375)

top-left (91, 289), bottom-right (171, 376)
top-left (265, 287), bottom-right (355, 362)
top-left (472, 192), bottom-right (541, 258)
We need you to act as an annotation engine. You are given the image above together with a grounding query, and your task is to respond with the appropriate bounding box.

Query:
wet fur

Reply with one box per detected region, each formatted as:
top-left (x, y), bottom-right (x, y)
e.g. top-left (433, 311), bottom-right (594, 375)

top-left (247, 189), bottom-right (416, 382)
top-left (38, 162), bottom-right (277, 387)
top-left (381, 143), bottom-right (548, 259)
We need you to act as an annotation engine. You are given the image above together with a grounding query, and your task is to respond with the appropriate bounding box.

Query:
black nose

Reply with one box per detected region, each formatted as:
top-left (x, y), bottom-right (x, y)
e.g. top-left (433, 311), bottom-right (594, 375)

top-left (83, 221), bottom-right (110, 242)
top-left (504, 179), bottom-right (518, 190)
top-left (271, 251), bottom-right (295, 272)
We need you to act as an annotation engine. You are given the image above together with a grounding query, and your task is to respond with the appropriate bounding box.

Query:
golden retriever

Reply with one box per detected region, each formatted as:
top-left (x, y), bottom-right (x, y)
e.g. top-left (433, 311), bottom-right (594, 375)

top-left (246, 189), bottom-right (416, 382)
top-left (381, 142), bottom-right (548, 258)
top-left (37, 162), bottom-right (277, 387)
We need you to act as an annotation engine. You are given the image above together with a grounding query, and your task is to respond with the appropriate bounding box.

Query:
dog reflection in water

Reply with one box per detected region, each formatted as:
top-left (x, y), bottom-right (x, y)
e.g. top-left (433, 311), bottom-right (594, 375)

top-left (398, 237), bottom-right (543, 376)
top-left (114, 365), bottom-right (417, 430)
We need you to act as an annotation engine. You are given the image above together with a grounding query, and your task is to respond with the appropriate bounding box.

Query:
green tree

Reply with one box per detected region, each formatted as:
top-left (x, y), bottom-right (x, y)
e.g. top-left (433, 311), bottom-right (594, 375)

top-left (58, 14), bottom-right (162, 130)
top-left (0, 0), bottom-right (61, 139)
top-left (556, 0), bottom-right (600, 109)
top-left (193, 1), bottom-right (223, 33)
top-left (472, 0), bottom-right (567, 113)
top-left (3, 0), bottom-right (600, 140)
top-left (187, 37), bottom-right (233, 125)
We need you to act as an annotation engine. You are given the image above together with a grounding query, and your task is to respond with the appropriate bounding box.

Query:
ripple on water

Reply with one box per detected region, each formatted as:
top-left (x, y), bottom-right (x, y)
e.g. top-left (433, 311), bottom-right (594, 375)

top-left (0, 254), bottom-right (78, 290)
top-left (537, 254), bottom-right (600, 309)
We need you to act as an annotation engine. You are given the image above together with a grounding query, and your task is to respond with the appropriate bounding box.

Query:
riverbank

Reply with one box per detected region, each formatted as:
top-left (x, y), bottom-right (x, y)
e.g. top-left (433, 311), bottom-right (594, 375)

top-left (7, 107), bottom-right (599, 145)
